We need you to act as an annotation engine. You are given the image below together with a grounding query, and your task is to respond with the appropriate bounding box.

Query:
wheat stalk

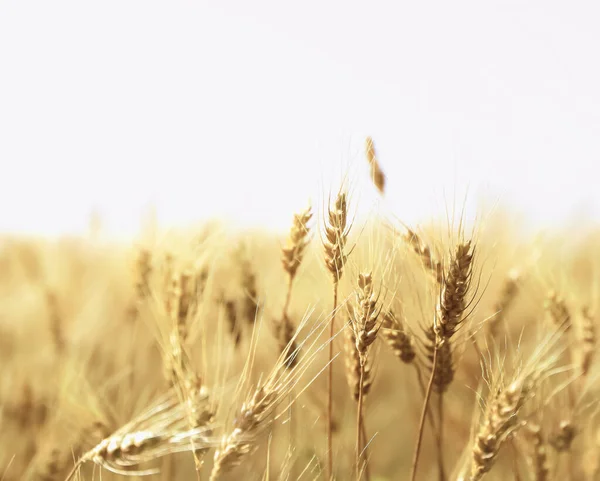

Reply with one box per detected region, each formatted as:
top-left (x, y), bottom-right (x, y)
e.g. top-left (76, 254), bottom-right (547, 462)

top-left (346, 272), bottom-right (382, 480)
top-left (411, 240), bottom-right (474, 481)
top-left (323, 189), bottom-right (351, 481)
top-left (278, 205), bottom-right (312, 368)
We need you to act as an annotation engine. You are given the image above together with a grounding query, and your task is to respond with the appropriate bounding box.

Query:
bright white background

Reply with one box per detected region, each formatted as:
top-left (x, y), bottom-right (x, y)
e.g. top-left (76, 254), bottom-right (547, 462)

top-left (1, 1), bottom-right (599, 238)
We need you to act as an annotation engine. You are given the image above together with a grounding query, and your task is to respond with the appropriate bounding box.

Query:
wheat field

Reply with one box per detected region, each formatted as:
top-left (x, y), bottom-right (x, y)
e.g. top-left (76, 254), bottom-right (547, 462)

top-left (1, 142), bottom-right (599, 481)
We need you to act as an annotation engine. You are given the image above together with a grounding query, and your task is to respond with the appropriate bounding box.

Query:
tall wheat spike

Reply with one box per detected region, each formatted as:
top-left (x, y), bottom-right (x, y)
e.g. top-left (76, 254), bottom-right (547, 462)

top-left (323, 189), bottom-right (351, 481)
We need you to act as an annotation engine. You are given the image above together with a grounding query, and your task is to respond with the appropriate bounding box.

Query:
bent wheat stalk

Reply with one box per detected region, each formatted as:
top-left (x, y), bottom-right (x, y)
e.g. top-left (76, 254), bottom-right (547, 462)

top-left (64, 389), bottom-right (215, 481)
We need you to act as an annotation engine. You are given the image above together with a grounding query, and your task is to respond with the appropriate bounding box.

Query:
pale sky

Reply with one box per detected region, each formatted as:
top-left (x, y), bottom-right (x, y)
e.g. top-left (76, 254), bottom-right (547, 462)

top-left (1, 1), bottom-right (600, 239)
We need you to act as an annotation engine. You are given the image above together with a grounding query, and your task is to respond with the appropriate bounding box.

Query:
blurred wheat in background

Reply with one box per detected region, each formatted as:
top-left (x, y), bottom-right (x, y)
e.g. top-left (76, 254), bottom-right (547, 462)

top-left (1, 136), bottom-right (600, 481)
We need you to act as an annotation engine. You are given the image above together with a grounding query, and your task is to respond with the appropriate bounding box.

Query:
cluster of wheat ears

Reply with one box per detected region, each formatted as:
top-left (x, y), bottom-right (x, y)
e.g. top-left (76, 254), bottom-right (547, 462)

top-left (1, 138), bottom-right (599, 481)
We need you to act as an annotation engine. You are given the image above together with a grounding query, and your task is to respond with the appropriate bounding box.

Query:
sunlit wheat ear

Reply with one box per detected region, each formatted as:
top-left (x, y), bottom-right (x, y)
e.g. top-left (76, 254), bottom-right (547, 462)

top-left (381, 308), bottom-right (416, 364)
top-left (347, 272), bottom-right (382, 478)
top-left (364, 136), bottom-right (385, 195)
top-left (403, 228), bottom-right (443, 284)
top-left (324, 191), bottom-right (351, 283)
top-left (437, 240), bottom-right (475, 339)
top-left (210, 315), bottom-right (334, 481)
top-left (277, 205), bottom-right (313, 368)
top-left (524, 423), bottom-right (550, 481)
top-left (488, 269), bottom-right (521, 338)
top-left (64, 389), bottom-right (217, 481)
top-left (281, 205), bottom-right (312, 279)
top-left (349, 273), bottom-right (382, 363)
top-left (465, 333), bottom-right (562, 481)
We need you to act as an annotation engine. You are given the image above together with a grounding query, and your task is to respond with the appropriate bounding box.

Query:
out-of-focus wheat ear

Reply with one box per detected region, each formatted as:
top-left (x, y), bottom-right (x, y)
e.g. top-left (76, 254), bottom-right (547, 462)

top-left (487, 269), bottom-right (521, 338)
top-left (544, 290), bottom-right (576, 412)
top-left (44, 287), bottom-right (65, 355)
top-left (545, 290), bottom-right (571, 331)
top-left (525, 423), bottom-right (550, 481)
top-left (403, 228), bottom-right (443, 284)
top-left (134, 248), bottom-right (152, 301)
top-left (381, 308), bottom-right (416, 364)
top-left (437, 241), bottom-right (475, 339)
top-left (275, 314), bottom-right (299, 369)
top-left (162, 252), bottom-right (175, 298)
top-left (365, 136), bottom-right (385, 195)
top-left (549, 419), bottom-right (576, 452)
top-left (12, 382), bottom-right (48, 429)
top-left (220, 296), bottom-right (241, 348)
top-left (578, 306), bottom-right (595, 378)
top-left (34, 448), bottom-right (69, 481)
top-left (195, 265), bottom-right (209, 301)
top-left (167, 271), bottom-right (194, 343)
top-left (240, 253), bottom-right (260, 325)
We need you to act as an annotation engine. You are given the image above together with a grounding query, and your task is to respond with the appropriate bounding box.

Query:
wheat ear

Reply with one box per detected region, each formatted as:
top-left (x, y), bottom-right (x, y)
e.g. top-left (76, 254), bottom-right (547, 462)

top-left (64, 389), bottom-right (215, 481)
top-left (278, 205), bottom-right (312, 368)
top-left (466, 333), bottom-right (561, 481)
top-left (404, 228), bottom-right (443, 284)
top-left (487, 269), bottom-right (521, 338)
top-left (323, 189), bottom-right (350, 480)
top-left (578, 306), bottom-right (595, 380)
top-left (411, 240), bottom-right (474, 481)
top-left (364, 136), bottom-right (385, 195)
top-left (348, 272), bottom-right (381, 480)
top-left (525, 423), bottom-right (550, 481)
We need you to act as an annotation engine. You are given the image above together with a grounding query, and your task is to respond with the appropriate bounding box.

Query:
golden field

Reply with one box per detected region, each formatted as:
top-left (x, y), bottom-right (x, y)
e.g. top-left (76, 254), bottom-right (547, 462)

top-left (1, 154), bottom-right (599, 481)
